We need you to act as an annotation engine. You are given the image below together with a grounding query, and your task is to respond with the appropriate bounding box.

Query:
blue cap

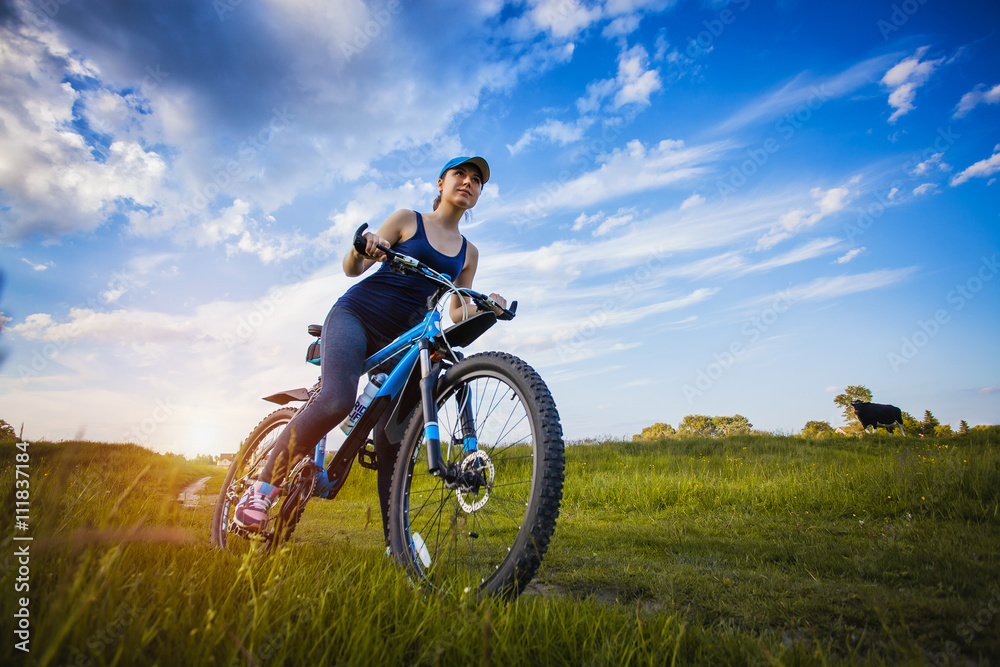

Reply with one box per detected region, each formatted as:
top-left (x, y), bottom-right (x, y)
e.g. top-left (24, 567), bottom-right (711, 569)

top-left (439, 156), bottom-right (489, 184)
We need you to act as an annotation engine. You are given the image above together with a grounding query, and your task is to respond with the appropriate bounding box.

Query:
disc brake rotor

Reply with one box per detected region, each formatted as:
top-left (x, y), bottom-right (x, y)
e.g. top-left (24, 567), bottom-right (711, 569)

top-left (456, 450), bottom-right (494, 513)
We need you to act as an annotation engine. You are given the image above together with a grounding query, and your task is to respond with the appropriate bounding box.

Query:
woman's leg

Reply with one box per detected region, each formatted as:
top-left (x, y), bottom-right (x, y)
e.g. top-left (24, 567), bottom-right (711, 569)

top-left (258, 307), bottom-right (369, 484)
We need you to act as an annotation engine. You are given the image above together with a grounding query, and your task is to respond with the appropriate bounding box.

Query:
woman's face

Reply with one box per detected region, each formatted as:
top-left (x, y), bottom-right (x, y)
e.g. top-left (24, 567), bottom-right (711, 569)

top-left (439, 164), bottom-right (483, 209)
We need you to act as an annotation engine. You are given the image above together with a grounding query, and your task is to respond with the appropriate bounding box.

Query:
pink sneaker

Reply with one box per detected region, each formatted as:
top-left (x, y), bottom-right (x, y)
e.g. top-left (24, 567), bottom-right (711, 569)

top-left (233, 481), bottom-right (281, 531)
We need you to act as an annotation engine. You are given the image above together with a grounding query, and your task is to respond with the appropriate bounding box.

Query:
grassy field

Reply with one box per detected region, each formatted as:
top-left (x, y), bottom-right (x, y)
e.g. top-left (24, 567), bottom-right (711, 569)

top-left (2, 430), bottom-right (998, 666)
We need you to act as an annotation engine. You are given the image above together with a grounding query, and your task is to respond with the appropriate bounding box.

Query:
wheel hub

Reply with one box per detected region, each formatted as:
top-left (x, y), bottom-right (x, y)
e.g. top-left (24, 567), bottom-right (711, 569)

top-left (454, 450), bottom-right (494, 513)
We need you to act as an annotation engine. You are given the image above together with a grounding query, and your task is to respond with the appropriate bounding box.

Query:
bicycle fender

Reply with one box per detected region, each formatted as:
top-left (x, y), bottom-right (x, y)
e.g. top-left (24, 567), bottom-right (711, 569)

top-left (262, 387), bottom-right (310, 405)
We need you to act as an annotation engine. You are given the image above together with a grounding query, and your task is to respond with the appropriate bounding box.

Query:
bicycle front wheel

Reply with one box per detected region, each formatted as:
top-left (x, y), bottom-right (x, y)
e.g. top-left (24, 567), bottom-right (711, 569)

top-left (388, 351), bottom-right (564, 598)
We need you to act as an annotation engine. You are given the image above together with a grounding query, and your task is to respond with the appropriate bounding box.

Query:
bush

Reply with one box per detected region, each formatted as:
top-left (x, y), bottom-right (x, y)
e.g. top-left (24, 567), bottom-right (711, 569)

top-left (632, 422), bottom-right (676, 441)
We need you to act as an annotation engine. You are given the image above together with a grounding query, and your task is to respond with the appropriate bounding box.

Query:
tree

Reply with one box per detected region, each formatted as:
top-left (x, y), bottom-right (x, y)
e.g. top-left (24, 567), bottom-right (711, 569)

top-left (833, 385), bottom-right (872, 427)
top-left (193, 453), bottom-right (217, 466)
top-left (677, 414), bottom-right (753, 438)
top-left (714, 414), bottom-right (753, 436)
top-left (633, 422), bottom-right (676, 441)
top-left (678, 414), bottom-right (717, 437)
top-left (934, 424), bottom-right (953, 438)
top-left (959, 420), bottom-right (969, 435)
top-left (801, 420), bottom-right (835, 437)
top-left (0, 419), bottom-right (18, 442)
top-left (920, 410), bottom-right (940, 437)
top-left (902, 411), bottom-right (920, 436)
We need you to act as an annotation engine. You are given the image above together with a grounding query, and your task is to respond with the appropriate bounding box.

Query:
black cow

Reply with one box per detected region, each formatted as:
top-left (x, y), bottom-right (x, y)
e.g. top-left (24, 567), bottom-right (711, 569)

top-left (851, 400), bottom-right (906, 436)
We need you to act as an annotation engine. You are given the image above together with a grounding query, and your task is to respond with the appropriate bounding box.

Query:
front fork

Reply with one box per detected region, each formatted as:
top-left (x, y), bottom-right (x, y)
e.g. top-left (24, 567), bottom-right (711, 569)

top-left (419, 340), bottom-right (477, 478)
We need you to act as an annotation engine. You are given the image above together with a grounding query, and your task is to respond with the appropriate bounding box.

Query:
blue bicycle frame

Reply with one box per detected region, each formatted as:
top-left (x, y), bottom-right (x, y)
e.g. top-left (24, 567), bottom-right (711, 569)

top-left (306, 300), bottom-right (497, 500)
top-left (267, 221), bottom-right (514, 502)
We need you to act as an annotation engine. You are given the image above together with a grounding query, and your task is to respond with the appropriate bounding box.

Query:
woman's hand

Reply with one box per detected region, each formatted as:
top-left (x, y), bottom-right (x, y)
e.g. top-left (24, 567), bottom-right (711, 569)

top-left (487, 292), bottom-right (507, 316)
top-left (357, 231), bottom-right (389, 262)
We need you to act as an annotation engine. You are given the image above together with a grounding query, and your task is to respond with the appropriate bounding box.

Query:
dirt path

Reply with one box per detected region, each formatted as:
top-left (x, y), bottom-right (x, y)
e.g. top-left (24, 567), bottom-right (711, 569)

top-left (177, 476), bottom-right (211, 507)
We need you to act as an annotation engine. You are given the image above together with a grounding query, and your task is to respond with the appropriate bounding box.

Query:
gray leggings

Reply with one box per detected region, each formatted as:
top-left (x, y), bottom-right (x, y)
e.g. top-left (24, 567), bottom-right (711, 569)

top-left (258, 306), bottom-right (400, 540)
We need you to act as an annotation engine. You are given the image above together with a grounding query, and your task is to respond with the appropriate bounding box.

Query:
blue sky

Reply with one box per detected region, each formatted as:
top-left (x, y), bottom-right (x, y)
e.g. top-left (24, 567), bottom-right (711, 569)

top-left (1, 0), bottom-right (998, 456)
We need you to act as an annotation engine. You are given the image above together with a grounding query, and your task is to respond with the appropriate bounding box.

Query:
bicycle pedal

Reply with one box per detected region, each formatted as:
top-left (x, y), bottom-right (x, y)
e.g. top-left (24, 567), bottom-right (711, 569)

top-left (358, 438), bottom-right (378, 470)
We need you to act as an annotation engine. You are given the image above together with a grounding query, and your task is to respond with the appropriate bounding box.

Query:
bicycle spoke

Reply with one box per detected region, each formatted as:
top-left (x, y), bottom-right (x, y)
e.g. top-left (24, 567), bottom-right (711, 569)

top-left (389, 353), bottom-right (563, 598)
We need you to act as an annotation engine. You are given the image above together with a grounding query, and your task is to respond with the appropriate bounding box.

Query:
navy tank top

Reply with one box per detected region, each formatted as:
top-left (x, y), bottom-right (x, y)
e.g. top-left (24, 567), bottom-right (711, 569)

top-left (335, 212), bottom-right (468, 340)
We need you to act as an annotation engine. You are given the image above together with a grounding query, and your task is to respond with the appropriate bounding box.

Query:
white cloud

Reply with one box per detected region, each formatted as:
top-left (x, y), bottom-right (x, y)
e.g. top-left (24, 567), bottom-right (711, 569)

top-left (950, 144), bottom-right (1000, 186)
top-left (953, 83), bottom-right (1000, 118)
top-left (525, 0), bottom-right (603, 40)
top-left (772, 267), bottom-right (917, 305)
top-left (503, 138), bottom-right (730, 221)
top-left (21, 258), bottom-right (52, 271)
top-left (614, 45), bottom-right (662, 108)
top-left (572, 211), bottom-right (603, 232)
top-left (507, 119), bottom-right (586, 155)
top-left (756, 185), bottom-right (851, 250)
top-left (912, 183), bottom-right (938, 196)
top-left (911, 152), bottom-right (950, 175)
top-left (0, 21), bottom-right (169, 243)
top-left (195, 199), bottom-right (251, 246)
top-left (603, 14), bottom-right (641, 38)
top-left (716, 53), bottom-right (898, 133)
top-left (593, 207), bottom-right (637, 236)
top-left (739, 237), bottom-right (841, 275)
top-left (881, 46), bottom-right (943, 124)
top-left (577, 44), bottom-right (661, 113)
top-left (836, 247), bottom-right (865, 264)
top-left (680, 193), bottom-right (705, 209)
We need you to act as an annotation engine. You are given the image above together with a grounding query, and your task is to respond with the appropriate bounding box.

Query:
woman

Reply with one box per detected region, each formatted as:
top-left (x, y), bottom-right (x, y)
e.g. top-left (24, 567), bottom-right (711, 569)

top-left (234, 156), bottom-right (506, 543)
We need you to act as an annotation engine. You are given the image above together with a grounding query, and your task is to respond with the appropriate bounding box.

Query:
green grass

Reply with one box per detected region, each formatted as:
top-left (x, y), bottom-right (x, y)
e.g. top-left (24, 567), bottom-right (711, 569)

top-left (2, 432), bottom-right (998, 665)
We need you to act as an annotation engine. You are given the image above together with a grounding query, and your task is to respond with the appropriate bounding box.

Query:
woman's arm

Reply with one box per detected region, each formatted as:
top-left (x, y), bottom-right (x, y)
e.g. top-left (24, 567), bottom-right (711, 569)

top-left (342, 209), bottom-right (414, 277)
top-left (448, 242), bottom-right (507, 323)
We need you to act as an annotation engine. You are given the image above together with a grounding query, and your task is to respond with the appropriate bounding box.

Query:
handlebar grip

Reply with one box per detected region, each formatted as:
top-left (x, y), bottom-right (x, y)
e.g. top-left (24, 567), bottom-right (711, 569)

top-left (353, 223), bottom-right (370, 256)
top-left (497, 300), bottom-right (517, 321)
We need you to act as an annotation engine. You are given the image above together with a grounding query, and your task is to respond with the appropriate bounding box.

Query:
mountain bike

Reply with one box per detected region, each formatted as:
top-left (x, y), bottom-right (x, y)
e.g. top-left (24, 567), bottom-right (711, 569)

top-left (210, 225), bottom-right (565, 598)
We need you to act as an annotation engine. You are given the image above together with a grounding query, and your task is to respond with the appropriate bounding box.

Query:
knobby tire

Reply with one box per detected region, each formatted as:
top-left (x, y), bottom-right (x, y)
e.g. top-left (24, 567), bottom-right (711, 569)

top-left (209, 406), bottom-right (312, 554)
top-left (387, 351), bottom-right (564, 598)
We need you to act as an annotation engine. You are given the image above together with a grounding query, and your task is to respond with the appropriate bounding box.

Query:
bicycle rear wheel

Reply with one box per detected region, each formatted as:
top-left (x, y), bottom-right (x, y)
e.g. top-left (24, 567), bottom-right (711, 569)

top-left (388, 352), bottom-right (564, 598)
top-left (210, 407), bottom-right (314, 554)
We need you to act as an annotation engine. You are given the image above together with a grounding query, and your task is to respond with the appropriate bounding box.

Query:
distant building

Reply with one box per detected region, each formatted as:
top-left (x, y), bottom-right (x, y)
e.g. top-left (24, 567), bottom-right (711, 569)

top-left (218, 453), bottom-right (236, 467)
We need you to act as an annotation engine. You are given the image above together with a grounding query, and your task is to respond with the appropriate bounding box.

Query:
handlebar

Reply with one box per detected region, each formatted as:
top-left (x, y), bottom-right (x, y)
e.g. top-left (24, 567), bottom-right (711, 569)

top-left (353, 223), bottom-right (517, 321)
